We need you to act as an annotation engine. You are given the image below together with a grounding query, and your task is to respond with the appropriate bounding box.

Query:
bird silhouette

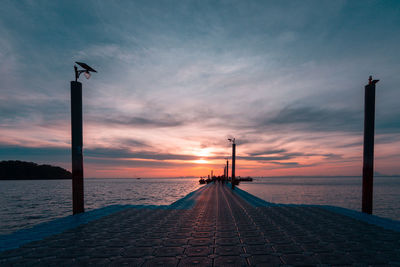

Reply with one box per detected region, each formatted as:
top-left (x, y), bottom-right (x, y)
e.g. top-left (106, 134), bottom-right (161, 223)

top-left (368, 75), bottom-right (379, 85)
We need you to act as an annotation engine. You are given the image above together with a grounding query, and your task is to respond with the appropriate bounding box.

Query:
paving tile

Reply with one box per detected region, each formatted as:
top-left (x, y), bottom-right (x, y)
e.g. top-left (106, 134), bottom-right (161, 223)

top-left (109, 257), bottom-right (144, 267)
top-left (122, 247), bottom-right (154, 257)
top-left (273, 244), bottom-right (303, 254)
top-left (189, 238), bottom-right (214, 246)
top-left (245, 245), bottom-right (275, 255)
top-left (196, 227), bottom-right (215, 232)
top-left (214, 256), bottom-right (248, 266)
top-left (143, 256), bottom-right (178, 267)
top-left (216, 237), bottom-right (240, 246)
top-left (349, 251), bottom-right (388, 265)
top-left (301, 242), bottom-right (334, 253)
top-left (72, 257), bottom-right (111, 266)
top-left (23, 247), bottom-right (61, 259)
top-left (239, 231), bottom-right (262, 238)
top-left (135, 238), bottom-right (162, 247)
top-left (89, 247), bottom-right (123, 258)
top-left (145, 232), bottom-right (165, 239)
top-left (192, 232), bottom-right (213, 238)
top-left (215, 246), bottom-right (243, 256)
top-left (155, 246), bottom-right (184, 257)
top-left (58, 247), bottom-right (94, 258)
top-left (248, 255), bottom-right (282, 266)
top-left (0, 248), bottom-right (28, 260)
top-left (38, 258), bottom-right (76, 266)
top-left (314, 252), bottom-right (355, 265)
top-left (266, 236), bottom-right (292, 245)
top-left (178, 256), bottom-right (212, 266)
top-left (216, 231), bottom-right (239, 238)
top-left (168, 232), bottom-right (192, 239)
top-left (216, 227), bottom-right (236, 233)
top-left (242, 236), bottom-right (266, 246)
top-left (281, 253), bottom-right (321, 265)
top-left (163, 238), bottom-right (188, 247)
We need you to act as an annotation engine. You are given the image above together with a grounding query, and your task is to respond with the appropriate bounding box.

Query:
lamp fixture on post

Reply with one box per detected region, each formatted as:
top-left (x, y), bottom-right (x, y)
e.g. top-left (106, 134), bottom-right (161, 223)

top-left (74, 62), bottom-right (97, 82)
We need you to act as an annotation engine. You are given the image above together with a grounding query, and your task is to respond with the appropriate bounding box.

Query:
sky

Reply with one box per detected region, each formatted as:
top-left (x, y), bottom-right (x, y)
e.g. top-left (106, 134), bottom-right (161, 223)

top-left (1, 0), bottom-right (400, 178)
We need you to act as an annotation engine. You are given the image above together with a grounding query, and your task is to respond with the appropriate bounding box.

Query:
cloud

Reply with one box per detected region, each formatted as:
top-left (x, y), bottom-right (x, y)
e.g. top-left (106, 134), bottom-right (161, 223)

top-left (102, 115), bottom-right (185, 128)
top-left (85, 148), bottom-right (198, 161)
top-left (238, 155), bottom-right (292, 161)
top-left (115, 138), bottom-right (150, 148)
top-left (248, 149), bottom-right (287, 156)
top-left (270, 162), bottom-right (299, 166)
top-left (260, 106), bottom-right (362, 133)
top-left (84, 158), bottom-right (191, 168)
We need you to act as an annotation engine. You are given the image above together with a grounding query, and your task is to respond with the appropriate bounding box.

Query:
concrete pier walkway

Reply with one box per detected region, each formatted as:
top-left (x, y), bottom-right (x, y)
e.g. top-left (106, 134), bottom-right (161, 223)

top-left (1, 183), bottom-right (400, 266)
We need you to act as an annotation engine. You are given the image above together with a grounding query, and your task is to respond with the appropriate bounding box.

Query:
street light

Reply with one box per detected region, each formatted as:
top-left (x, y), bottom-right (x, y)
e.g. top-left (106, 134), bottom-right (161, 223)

top-left (71, 61), bottom-right (97, 215)
top-left (228, 138), bottom-right (236, 189)
top-left (74, 62), bottom-right (97, 82)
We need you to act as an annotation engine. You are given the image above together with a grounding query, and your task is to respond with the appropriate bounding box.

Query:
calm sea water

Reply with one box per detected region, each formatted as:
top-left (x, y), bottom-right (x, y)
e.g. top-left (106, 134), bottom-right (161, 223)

top-left (0, 176), bottom-right (399, 235)
top-left (239, 176), bottom-right (400, 221)
top-left (0, 178), bottom-right (202, 235)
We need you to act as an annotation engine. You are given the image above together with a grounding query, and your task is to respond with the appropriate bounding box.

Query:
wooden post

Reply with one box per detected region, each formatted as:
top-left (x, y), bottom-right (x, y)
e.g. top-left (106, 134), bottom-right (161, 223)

top-left (71, 81), bottom-right (84, 214)
top-left (362, 76), bottom-right (378, 214)
top-left (226, 160), bottom-right (229, 181)
top-left (232, 143), bottom-right (236, 189)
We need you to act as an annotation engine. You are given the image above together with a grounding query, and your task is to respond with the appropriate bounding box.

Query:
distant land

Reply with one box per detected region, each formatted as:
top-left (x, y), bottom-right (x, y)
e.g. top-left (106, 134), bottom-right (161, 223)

top-left (0, 160), bottom-right (71, 180)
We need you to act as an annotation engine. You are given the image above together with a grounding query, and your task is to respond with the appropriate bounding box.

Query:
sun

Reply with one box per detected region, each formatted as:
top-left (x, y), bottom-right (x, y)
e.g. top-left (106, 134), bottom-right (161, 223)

top-left (196, 148), bottom-right (212, 157)
top-left (194, 159), bottom-right (208, 164)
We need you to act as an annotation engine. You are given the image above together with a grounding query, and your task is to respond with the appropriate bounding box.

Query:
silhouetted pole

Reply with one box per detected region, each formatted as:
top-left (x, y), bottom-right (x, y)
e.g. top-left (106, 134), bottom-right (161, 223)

top-left (232, 142), bottom-right (236, 189)
top-left (70, 62), bottom-right (97, 215)
top-left (71, 81), bottom-right (84, 214)
top-left (226, 160), bottom-right (229, 180)
top-left (362, 76), bottom-right (379, 214)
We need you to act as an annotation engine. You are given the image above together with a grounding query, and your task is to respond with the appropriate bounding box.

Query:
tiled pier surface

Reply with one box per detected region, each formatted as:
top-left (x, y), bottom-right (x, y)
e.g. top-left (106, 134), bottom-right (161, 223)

top-left (1, 183), bottom-right (400, 266)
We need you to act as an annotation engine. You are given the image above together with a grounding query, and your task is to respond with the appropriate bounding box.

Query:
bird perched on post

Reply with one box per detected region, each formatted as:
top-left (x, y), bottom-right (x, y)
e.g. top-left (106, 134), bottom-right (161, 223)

top-left (368, 75), bottom-right (379, 85)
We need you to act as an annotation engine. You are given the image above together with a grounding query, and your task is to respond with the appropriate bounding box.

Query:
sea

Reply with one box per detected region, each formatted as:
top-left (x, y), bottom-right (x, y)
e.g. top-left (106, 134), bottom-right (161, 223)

top-left (0, 176), bottom-right (399, 235)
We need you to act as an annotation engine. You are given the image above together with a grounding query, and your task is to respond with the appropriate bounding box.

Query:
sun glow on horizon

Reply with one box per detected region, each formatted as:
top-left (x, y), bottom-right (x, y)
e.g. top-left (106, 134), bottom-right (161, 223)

top-left (193, 159), bottom-right (208, 164)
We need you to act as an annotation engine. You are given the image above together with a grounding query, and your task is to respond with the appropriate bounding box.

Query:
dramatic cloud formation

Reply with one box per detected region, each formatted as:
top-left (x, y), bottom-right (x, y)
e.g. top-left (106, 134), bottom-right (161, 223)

top-left (1, 0), bottom-right (399, 177)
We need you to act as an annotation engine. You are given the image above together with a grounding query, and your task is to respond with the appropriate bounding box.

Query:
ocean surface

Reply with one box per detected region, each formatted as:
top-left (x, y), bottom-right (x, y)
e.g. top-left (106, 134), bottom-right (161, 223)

top-left (239, 176), bottom-right (400, 222)
top-left (0, 178), bottom-right (202, 235)
top-left (0, 176), bottom-right (399, 235)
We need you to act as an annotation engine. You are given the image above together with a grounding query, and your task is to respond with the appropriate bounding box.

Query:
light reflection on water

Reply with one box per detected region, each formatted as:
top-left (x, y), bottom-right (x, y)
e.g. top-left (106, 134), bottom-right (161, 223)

top-left (0, 178), bottom-right (202, 235)
top-left (238, 176), bottom-right (400, 221)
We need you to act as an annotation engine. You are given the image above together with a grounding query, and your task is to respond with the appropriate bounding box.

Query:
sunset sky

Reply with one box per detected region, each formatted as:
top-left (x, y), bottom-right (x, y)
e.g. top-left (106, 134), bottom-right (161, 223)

top-left (1, 1), bottom-right (399, 177)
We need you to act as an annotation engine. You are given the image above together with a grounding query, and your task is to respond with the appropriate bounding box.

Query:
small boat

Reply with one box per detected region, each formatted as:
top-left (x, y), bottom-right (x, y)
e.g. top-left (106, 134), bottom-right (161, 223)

top-left (238, 177), bottom-right (253, 182)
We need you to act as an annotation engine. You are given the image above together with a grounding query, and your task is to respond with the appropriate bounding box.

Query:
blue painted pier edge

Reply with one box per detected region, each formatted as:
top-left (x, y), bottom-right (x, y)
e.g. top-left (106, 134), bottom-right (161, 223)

top-left (228, 182), bottom-right (400, 232)
top-left (0, 184), bottom-right (210, 252)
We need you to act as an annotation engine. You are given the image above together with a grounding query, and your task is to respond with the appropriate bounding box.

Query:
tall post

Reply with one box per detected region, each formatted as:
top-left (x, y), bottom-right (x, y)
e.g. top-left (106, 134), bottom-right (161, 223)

top-left (226, 160), bottom-right (229, 180)
top-left (71, 81), bottom-right (84, 214)
top-left (232, 143), bottom-right (236, 189)
top-left (362, 76), bottom-right (378, 214)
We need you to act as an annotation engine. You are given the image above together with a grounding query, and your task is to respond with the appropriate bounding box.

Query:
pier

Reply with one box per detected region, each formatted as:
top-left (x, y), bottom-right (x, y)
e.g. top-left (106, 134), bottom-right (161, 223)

top-left (1, 183), bottom-right (400, 266)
